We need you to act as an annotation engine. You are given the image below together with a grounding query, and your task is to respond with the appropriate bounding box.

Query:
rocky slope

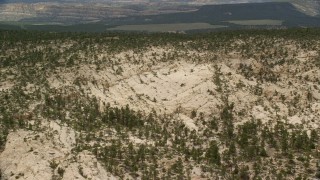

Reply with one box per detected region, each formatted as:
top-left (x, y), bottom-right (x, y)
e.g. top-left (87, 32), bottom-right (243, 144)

top-left (0, 29), bottom-right (320, 179)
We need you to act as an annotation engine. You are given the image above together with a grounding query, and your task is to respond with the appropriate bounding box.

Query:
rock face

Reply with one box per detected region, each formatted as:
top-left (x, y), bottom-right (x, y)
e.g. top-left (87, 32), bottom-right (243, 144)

top-left (0, 121), bottom-right (115, 180)
top-left (0, 130), bottom-right (54, 180)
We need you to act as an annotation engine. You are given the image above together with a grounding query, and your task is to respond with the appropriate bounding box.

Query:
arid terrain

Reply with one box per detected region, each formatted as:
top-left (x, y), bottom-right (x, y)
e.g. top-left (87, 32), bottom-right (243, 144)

top-left (0, 29), bottom-right (320, 179)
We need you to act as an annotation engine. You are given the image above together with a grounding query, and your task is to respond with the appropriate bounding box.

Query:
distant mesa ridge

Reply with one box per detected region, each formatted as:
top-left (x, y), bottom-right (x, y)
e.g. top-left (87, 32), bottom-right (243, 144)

top-left (116, 2), bottom-right (319, 27)
top-left (197, 2), bottom-right (305, 19)
top-left (0, 1), bottom-right (319, 32)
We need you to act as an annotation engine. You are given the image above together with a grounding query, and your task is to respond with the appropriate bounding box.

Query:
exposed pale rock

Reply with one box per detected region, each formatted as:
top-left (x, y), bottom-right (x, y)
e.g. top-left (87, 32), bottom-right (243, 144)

top-left (0, 122), bottom-right (115, 180)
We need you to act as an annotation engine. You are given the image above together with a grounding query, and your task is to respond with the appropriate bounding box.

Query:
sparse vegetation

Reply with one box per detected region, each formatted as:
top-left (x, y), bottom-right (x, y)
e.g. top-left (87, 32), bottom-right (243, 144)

top-left (0, 29), bottom-right (319, 179)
